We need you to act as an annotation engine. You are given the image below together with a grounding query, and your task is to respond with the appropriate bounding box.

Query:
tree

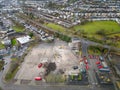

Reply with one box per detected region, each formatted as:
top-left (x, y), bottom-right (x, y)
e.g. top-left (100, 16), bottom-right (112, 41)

top-left (29, 13), bottom-right (34, 19)
top-left (29, 32), bottom-right (33, 38)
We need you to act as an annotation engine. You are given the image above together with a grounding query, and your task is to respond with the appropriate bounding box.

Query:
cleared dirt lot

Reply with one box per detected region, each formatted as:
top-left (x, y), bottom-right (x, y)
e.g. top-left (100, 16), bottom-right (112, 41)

top-left (15, 39), bottom-right (79, 82)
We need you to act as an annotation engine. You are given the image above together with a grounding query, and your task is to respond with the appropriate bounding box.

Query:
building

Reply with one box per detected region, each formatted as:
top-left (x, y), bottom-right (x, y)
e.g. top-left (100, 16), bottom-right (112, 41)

top-left (1, 39), bottom-right (11, 46)
top-left (16, 35), bottom-right (31, 45)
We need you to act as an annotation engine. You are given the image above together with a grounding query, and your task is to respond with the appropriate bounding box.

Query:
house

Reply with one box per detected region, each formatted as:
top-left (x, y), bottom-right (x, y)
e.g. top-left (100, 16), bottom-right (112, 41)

top-left (0, 32), bottom-right (5, 38)
top-left (1, 39), bottom-right (11, 46)
top-left (6, 29), bottom-right (16, 35)
top-left (69, 37), bottom-right (81, 51)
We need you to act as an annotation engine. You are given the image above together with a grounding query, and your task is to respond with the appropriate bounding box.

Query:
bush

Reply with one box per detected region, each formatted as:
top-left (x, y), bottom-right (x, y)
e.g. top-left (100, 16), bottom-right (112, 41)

top-left (29, 32), bottom-right (34, 38)
top-left (54, 33), bottom-right (71, 42)
top-left (11, 38), bottom-right (17, 46)
top-left (0, 61), bottom-right (4, 71)
top-left (44, 62), bottom-right (56, 76)
top-left (96, 29), bottom-right (106, 36)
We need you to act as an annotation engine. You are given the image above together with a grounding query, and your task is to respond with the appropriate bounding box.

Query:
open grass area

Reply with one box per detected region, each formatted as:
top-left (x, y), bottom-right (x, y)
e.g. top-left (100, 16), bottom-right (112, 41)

top-left (0, 43), bottom-right (5, 49)
top-left (5, 66), bottom-right (19, 81)
top-left (73, 21), bottom-right (120, 34)
top-left (45, 73), bottom-right (66, 83)
top-left (13, 25), bottom-right (24, 32)
top-left (45, 23), bottom-right (66, 32)
top-left (71, 21), bottom-right (120, 48)
top-left (88, 45), bottom-right (108, 55)
top-left (88, 46), bottom-right (102, 55)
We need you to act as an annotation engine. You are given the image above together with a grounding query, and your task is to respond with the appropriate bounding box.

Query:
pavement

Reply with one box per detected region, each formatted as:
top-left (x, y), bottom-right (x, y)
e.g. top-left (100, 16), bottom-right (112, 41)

top-left (2, 83), bottom-right (115, 90)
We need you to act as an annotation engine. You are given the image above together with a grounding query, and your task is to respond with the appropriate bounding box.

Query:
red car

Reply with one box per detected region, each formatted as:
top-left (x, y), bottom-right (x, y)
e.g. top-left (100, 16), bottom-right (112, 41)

top-left (35, 77), bottom-right (42, 81)
top-left (86, 65), bottom-right (89, 70)
top-left (38, 63), bottom-right (43, 68)
top-left (84, 60), bottom-right (88, 64)
top-left (96, 61), bottom-right (100, 65)
top-left (98, 65), bottom-right (103, 69)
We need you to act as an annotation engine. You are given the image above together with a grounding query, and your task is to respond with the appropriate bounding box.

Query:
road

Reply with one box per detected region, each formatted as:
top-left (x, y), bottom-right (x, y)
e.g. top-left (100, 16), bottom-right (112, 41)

top-left (81, 39), bottom-right (98, 86)
top-left (1, 82), bottom-right (115, 90)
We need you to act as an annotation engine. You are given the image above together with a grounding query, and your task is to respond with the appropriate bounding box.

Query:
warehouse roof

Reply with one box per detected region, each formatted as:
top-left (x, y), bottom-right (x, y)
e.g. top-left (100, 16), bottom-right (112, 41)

top-left (16, 36), bottom-right (31, 44)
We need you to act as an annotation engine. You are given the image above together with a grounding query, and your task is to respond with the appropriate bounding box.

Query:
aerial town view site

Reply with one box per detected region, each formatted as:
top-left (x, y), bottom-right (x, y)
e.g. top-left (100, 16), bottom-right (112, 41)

top-left (0, 0), bottom-right (120, 90)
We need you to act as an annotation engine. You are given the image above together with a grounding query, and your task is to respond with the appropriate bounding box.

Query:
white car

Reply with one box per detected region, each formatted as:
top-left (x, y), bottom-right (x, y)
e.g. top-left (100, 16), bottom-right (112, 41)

top-left (41, 36), bottom-right (47, 41)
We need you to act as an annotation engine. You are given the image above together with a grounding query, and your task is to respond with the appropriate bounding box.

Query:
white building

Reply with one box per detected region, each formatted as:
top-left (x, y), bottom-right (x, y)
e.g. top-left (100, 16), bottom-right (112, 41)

top-left (16, 36), bottom-right (31, 45)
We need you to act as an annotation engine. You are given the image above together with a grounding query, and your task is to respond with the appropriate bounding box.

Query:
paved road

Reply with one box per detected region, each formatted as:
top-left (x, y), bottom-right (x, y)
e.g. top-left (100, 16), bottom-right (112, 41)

top-left (81, 38), bottom-right (120, 51)
top-left (2, 83), bottom-right (116, 90)
top-left (81, 40), bottom-right (97, 86)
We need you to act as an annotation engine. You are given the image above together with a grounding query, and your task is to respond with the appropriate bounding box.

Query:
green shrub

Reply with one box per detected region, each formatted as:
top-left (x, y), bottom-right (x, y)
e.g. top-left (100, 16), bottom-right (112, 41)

top-left (54, 33), bottom-right (71, 42)
top-left (29, 32), bottom-right (34, 38)
top-left (11, 38), bottom-right (17, 46)
top-left (0, 61), bottom-right (4, 71)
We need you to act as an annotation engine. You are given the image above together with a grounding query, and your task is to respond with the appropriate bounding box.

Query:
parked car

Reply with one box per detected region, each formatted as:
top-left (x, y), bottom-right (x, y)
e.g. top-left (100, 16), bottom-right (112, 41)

top-left (38, 63), bottom-right (43, 68)
top-left (35, 77), bottom-right (42, 81)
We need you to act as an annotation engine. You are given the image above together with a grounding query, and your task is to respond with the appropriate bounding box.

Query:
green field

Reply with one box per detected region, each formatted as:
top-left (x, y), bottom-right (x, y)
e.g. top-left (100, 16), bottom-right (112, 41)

top-left (73, 21), bottom-right (120, 34)
top-left (13, 25), bottom-right (24, 32)
top-left (72, 21), bottom-right (120, 47)
top-left (0, 43), bottom-right (5, 49)
top-left (45, 23), bottom-right (66, 32)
